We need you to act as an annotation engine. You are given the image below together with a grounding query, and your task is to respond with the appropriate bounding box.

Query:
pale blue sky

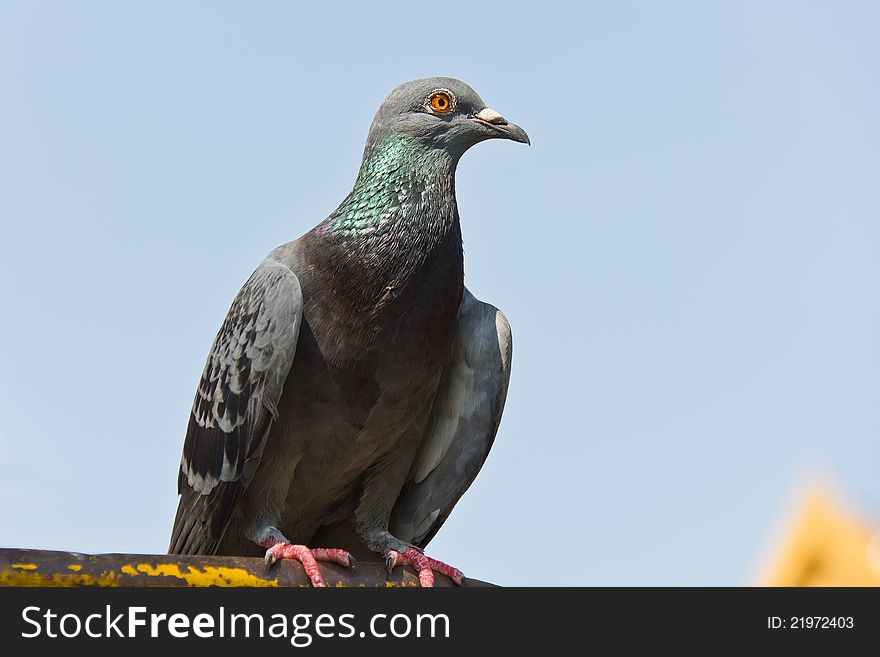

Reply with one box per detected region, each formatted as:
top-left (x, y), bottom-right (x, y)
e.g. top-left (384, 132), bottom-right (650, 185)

top-left (1, 1), bottom-right (877, 585)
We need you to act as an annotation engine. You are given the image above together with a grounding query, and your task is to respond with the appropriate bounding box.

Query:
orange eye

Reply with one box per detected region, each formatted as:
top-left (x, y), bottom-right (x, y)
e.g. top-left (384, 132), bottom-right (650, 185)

top-left (428, 90), bottom-right (454, 113)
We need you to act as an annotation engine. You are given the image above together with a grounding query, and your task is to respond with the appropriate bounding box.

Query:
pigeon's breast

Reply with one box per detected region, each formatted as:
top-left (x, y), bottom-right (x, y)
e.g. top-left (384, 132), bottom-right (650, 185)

top-left (287, 256), bottom-right (464, 450)
top-left (239, 255), bottom-right (457, 529)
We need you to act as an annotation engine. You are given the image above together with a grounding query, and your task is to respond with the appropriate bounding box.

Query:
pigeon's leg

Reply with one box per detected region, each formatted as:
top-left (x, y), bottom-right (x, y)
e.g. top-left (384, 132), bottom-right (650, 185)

top-left (386, 548), bottom-right (464, 587)
top-left (359, 528), bottom-right (464, 587)
top-left (247, 525), bottom-right (356, 588)
top-left (354, 451), bottom-right (464, 587)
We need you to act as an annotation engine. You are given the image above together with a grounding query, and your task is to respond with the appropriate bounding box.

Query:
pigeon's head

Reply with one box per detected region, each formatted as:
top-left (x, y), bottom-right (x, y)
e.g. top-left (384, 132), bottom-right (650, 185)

top-left (364, 77), bottom-right (529, 159)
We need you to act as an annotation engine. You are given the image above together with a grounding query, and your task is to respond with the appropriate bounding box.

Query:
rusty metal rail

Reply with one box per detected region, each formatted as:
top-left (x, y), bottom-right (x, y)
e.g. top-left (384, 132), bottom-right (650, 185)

top-left (0, 548), bottom-right (491, 587)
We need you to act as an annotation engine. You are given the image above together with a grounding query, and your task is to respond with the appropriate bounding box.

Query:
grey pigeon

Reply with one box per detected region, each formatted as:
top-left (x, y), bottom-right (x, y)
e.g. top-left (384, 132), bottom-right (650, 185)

top-left (169, 77), bottom-right (528, 586)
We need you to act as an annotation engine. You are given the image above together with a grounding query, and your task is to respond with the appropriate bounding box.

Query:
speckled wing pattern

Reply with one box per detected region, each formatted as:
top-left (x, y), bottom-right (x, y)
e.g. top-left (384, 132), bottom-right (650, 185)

top-left (389, 289), bottom-right (512, 547)
top-left (169, 257), bottom-right (302, 555)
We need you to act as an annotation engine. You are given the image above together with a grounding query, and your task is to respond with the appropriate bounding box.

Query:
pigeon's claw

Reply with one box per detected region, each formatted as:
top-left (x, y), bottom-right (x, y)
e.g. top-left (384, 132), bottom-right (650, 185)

top-left (385, 548), bottom-right (464, 587)
top-left (264, 543), bottom-right (356, 587)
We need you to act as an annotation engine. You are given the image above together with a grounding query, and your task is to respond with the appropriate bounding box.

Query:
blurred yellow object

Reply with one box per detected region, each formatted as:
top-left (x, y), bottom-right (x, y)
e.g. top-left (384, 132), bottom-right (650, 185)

top-left (762, 489), bottom-right (880, 586)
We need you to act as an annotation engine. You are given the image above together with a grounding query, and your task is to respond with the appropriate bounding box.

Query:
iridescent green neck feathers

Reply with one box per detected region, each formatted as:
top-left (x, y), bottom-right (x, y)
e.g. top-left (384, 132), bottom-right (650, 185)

top-left (326, 136), bottom-right (457, 237)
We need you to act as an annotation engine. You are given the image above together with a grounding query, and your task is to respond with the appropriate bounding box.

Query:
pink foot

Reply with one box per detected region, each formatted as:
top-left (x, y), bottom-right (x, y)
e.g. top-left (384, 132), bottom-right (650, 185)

top-left (386, 548), bottom-right (464, 587)
top-left (264, 543), bottom-right (356, 587)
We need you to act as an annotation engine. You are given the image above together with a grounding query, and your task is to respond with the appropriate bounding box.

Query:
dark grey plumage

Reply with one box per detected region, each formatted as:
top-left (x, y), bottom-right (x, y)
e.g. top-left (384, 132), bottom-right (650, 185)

top-left (390, 289), bottom-right (511, 548)
top-left (169, 77), bottom-right (526, 583)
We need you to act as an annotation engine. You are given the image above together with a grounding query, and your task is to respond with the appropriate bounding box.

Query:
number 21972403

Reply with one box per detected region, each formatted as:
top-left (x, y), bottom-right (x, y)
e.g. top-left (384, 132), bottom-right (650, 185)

top-left (768, 616), bottom-right (854, 629)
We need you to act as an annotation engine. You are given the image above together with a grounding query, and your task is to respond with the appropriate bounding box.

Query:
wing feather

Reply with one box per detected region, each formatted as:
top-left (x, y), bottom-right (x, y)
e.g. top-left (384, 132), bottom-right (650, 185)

top-left (168, 256), bottom-right (302, 555)
top-left (390, 288), bottom-right (512, 547)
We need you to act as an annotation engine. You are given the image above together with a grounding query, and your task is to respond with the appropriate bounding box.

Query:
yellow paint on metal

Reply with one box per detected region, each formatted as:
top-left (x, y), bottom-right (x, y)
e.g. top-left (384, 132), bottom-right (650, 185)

top-left (1, 552), bottom-right (437, 587)
top-left (0, 569), bottom-right (122, 587)
top-left (1, 560), bottom-right (277, 587)
top-left (121, 562), bottom-right (280, 587)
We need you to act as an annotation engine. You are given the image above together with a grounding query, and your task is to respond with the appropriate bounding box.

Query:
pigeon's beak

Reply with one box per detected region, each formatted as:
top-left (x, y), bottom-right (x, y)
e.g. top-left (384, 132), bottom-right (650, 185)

top-left (470, 107), bottom-right (530, 145)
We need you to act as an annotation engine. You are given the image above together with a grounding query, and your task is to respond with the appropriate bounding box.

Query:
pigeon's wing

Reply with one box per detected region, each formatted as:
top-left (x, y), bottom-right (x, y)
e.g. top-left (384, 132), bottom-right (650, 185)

top-left (169, 256), bottom-right (302, 555)
top-left (390, 288), bottom-right (512, 548)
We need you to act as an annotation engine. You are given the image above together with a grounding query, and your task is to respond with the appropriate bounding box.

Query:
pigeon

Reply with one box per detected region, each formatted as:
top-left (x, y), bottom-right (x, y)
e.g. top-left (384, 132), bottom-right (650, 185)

top-left (169, 77), bottom-right (528, 587)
